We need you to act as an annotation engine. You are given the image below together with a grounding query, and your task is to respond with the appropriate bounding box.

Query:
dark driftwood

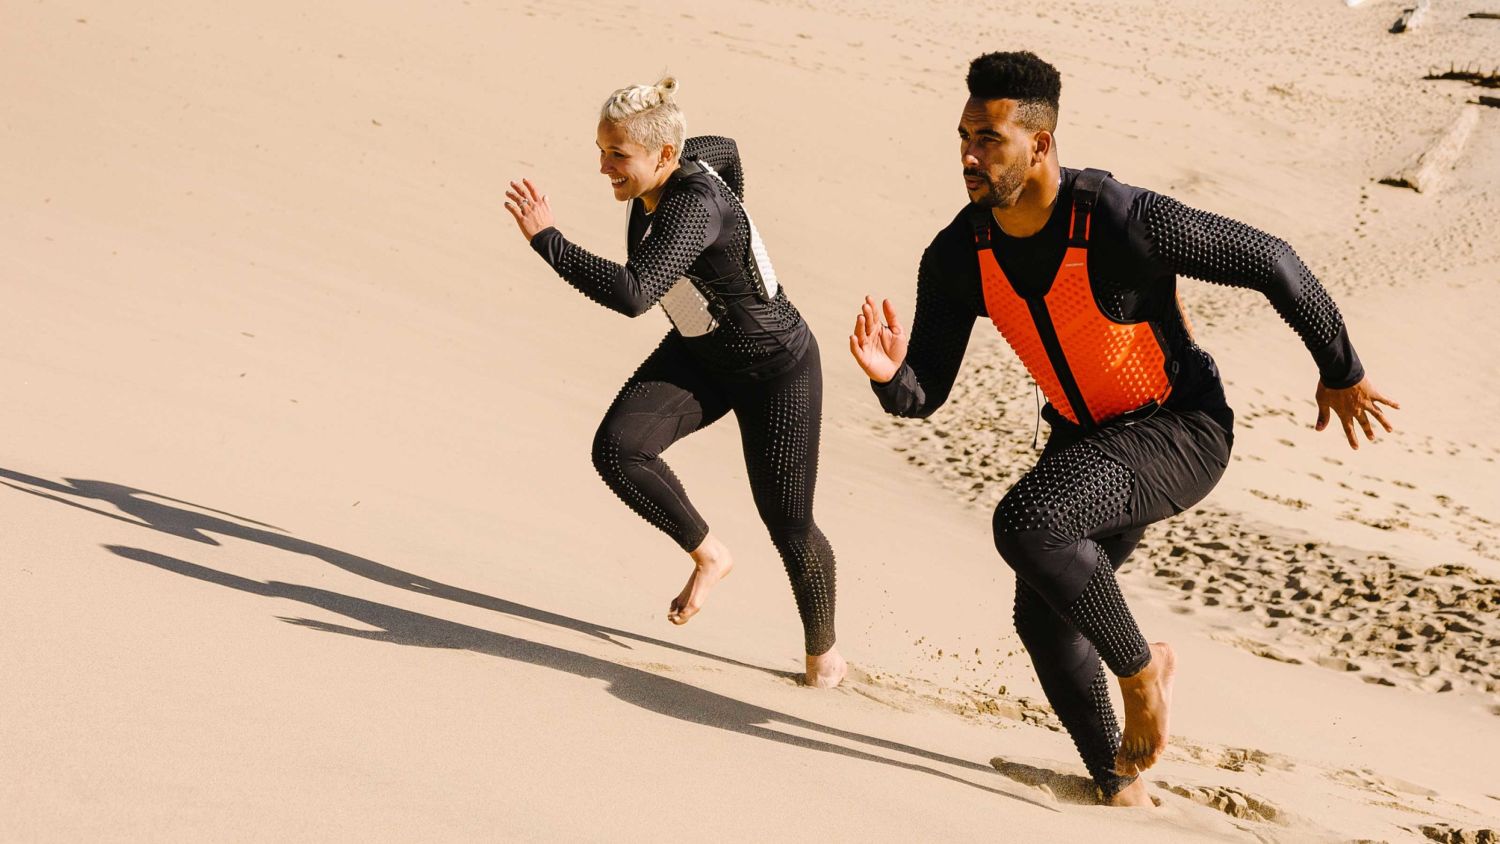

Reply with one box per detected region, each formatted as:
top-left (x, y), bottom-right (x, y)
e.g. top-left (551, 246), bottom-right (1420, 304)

top-left (1467, 11), bottom-right (1500, 18)
top-left (1424, 64), bottom-right (1500, 88)
top-left (1478, 95), bottom-right (1500, 109)
top-left (1392, 0), bottom-right (1431, 32)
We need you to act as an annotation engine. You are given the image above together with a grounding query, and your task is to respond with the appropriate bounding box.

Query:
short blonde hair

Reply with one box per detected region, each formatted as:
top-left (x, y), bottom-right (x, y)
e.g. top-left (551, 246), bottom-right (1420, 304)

top-left (600, 76), bottom-right (686, 154)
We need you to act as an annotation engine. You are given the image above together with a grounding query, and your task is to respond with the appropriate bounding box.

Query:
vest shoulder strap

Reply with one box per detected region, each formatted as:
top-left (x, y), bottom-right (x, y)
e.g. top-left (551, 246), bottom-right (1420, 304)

top-left (1069, 168), bottom-right (1112, 244)
top-left (968, 205), bottom-right (993, 250)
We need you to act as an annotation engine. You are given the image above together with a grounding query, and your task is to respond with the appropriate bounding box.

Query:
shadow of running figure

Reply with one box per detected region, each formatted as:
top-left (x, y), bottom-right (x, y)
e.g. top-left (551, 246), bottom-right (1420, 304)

top-left (106, 544), bottom-right (1050, 809)
top-left (0, 467), bottom-right (777, 676)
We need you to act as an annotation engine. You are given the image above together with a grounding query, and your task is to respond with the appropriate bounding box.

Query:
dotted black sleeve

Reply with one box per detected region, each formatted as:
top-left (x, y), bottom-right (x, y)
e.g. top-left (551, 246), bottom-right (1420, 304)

top-left (530, 186), bottom-right (720, 318)
top-left (681, 135), bottom-right (745, 200)
top-left (1142, 195), bottom-right (1364, 388)
top-left (872, 241), bottom-right (979, 417)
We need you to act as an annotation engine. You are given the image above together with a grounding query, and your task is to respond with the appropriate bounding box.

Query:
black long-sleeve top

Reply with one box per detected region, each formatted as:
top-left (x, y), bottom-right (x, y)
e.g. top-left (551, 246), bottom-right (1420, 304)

top-left (530, 135), bottom-right (810, 380)
top-left (874, 168), bottom-right (1364, 426)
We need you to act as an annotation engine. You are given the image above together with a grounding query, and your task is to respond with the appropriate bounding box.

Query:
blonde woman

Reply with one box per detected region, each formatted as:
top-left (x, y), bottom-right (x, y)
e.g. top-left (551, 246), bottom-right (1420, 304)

top-left (505, 78), bottom-right (845, 687)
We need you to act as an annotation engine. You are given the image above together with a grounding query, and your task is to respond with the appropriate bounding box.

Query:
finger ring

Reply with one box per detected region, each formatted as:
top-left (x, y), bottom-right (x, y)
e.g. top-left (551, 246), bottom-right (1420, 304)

top-left (520, 198), bottom-right (530, 206)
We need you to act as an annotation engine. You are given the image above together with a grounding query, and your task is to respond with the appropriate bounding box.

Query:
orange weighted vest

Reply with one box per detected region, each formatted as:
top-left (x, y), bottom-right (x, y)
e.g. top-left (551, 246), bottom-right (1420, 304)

top-left (976, 169), bottom-right (1174, 428)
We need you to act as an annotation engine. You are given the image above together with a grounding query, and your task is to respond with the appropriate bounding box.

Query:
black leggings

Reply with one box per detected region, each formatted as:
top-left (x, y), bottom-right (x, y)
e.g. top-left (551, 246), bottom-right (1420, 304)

top-left (992, 407), bottom-right (1231, 798)
top-left (591, 332), bottom-right (836, 655)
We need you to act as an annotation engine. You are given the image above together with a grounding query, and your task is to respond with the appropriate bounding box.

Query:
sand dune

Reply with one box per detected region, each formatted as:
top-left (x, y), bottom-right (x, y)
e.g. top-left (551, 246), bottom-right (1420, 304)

top-left (3, 0), bottom-right (1498, 840)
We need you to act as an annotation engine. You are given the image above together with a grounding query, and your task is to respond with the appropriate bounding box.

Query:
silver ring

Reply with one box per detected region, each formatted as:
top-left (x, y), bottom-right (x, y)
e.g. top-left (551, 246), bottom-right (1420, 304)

top-left (519, 198), bottom-right (531, 206)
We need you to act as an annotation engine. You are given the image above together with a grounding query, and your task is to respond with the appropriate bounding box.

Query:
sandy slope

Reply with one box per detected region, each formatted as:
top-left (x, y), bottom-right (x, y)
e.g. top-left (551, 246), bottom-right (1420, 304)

top-left (2, 0), bottom-right (1498, 840)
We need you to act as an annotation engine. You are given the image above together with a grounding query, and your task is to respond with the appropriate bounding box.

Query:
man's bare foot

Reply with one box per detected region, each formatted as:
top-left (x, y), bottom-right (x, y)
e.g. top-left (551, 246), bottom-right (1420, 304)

top-left (804, 646), bottom-right (847, 688)
top-left (1115, 642), bottom-right (1177, 777)
top-left (1106, 776), bottom-right (1153, 807)
top-left (668, 534), bottom-right (733, 625)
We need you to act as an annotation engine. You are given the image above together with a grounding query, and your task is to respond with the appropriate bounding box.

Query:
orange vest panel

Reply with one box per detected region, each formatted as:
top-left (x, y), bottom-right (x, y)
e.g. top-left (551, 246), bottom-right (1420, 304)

top-left (977, 208), bottom-right (1172, 427)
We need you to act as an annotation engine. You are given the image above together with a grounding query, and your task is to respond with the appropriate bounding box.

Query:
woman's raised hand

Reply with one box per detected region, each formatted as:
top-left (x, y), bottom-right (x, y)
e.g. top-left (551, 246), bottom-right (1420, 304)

top-left (504, 178), bottom-right (555, 241)
top-left (849, 295), bottom-right (908, 384)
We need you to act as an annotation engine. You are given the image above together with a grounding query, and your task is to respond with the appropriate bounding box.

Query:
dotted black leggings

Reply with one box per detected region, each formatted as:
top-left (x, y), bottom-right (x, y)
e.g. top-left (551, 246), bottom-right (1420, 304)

top-left (591, 332), bottom-right (836, 655)
top-left (993, 408), bottom-right (1231, 798)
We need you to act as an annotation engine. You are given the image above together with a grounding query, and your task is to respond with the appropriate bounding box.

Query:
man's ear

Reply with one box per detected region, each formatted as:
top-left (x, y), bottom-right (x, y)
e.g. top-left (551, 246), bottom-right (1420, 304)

top-left (1032, 130), bottom-right (1053, 167)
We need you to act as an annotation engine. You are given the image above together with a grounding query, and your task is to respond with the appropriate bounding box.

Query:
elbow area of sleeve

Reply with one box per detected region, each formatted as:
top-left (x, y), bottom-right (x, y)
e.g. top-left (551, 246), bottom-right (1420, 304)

top-left (620, 293), bottom-right (654, 318)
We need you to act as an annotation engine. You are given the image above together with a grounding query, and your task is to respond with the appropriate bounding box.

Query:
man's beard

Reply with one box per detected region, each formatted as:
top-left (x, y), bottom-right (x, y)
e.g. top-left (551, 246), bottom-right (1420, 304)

top-left (968, 159), bottom-right (1027, 209)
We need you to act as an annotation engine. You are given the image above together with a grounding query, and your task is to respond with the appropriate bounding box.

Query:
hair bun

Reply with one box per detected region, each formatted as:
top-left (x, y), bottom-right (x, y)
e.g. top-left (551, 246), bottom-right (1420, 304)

top-left (599, 76), bottom-right (687, 153)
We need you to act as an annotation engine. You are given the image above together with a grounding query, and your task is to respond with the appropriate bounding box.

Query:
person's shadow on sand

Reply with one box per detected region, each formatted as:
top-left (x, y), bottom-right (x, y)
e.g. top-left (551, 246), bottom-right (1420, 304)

top-left (106, 544), bottom-right (1048, 808)
top-left (1, 467), bottom-right (1054, 807)
top-left (0, 467), bottom-right (775, 675)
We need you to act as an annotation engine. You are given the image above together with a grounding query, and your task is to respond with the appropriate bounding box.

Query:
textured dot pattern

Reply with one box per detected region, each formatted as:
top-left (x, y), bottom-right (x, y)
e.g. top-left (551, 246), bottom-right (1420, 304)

top-left (1013, 583), bottom-right (1136, 798)
top-left (592, 336), bottom-right (728, 550)
top-left (872, 241), bottom-right (983, 418)
top-left (771, 529), bottom-right (837, 656)
top-left (1144, 195), bottom-right (1346, 354)
top-left (682, 135), bottom-right (745, 200)
top-left (1066, 550), bottom-right (1151, 677)
top-left (977, 248), bottom-right (1078, 422)
top-left (664, 170), bottom-right (809, 377)
top-left (994, 441), bottom-right (1132, 541)
top-left (738, 344), bottom-right (837, 655)
top-left (876, 169), bottom-right (1364, 419)
top-left (540, 136), bottom-right (809, 379)
top-left (1084, 663), bottom-right (1135, 797)
top-left (993, 440), bottom-right (1149, 677)
top-left (1041, 250), bottom-right (1172, 422)
top-left (591, 334), bottom-right (836, 654)
top-left (561, 185), bottom-right (716, 315)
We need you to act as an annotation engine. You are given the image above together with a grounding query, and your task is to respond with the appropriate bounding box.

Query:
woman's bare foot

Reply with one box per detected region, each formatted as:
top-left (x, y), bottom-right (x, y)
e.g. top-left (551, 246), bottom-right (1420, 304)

top-left (1106, 776), bottom-right (1153, 807)
top-left (804, 646), bottom-right (847, 688)
top-left (1115, 642), bottom-right (1177, 777)
top-left (668, 534), bottom-right (734, 625)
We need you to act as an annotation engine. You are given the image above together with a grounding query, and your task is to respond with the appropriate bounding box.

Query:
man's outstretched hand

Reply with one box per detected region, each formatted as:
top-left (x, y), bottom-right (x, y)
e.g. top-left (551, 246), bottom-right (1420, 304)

top-left (1316, 377), bottom-right (1400, 450)
top-left (850, 296), bottom-right (908, 384)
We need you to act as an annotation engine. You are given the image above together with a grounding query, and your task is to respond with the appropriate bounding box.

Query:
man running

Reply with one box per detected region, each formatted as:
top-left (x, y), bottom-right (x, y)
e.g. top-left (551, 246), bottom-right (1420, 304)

top-left (849, 51), bottom-right (1398, 806)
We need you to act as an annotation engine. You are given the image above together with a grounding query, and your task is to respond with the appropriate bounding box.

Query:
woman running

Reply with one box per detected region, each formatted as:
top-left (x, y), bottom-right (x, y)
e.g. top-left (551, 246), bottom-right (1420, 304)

top-left (504, 77), bottom-right (845, 687)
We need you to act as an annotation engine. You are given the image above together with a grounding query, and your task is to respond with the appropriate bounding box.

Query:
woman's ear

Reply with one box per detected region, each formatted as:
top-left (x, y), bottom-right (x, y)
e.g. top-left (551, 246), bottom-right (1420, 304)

top-left (658, 143), bottom-right (678, 170)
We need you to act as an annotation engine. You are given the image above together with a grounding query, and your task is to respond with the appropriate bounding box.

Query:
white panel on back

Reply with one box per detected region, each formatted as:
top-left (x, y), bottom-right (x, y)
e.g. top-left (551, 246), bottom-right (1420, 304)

top-left (658, 276), bottom-right (718, 337)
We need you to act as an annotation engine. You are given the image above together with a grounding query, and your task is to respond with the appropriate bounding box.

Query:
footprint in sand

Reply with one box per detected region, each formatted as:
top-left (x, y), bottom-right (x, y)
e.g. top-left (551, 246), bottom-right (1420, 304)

top-left (1418, 823), bottom-right (1499, 843)
top-left (1330, 766), bottom-right (1437, 799)
top-left (1155, 782), bottom-right (1286, 824)
top-left (1175, 740), bottom-right (1297, 773)
top-left (1210, 632), bottom-right (1302, 665)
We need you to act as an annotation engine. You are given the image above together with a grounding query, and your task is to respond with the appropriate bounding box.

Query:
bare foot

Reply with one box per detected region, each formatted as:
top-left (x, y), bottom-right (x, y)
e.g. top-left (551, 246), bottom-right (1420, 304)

top-left (668, 534), bottom-right (733, 625)
top-left (1106, 776), bottom-right (1153, 807)
top-left (1115, 642), bottom-right (1177, 777)
top-left (804, 646), bottom-right (847, 688)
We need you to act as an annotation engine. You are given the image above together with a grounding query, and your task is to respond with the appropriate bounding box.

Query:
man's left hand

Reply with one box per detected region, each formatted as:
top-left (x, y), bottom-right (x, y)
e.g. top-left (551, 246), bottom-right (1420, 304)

top-left (1316, 376), bottom-right (1400, 450)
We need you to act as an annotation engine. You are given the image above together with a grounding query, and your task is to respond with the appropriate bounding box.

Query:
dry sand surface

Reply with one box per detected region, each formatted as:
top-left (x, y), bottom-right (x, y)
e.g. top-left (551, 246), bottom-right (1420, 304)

top-left (3, 0), bottom-right (1499, 841)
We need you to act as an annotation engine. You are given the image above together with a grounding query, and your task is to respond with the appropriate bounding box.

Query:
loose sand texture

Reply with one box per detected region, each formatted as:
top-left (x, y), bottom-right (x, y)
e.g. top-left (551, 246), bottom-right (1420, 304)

top-left (2, 0), bottom-right (1498, 841)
